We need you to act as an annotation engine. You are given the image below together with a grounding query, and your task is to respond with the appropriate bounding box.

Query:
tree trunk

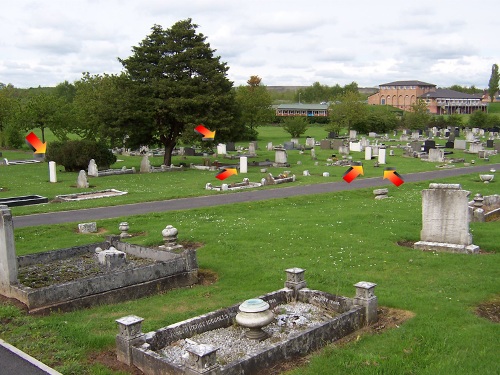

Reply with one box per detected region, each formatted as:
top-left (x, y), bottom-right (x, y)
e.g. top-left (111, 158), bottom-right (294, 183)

top-left (163, 140), bottom-right (176, 166)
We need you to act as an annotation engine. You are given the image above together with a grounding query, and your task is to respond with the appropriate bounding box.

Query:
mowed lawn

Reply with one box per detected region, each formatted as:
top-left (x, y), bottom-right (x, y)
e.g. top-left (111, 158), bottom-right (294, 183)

top-left (0, 126), bottom-right (499, 374)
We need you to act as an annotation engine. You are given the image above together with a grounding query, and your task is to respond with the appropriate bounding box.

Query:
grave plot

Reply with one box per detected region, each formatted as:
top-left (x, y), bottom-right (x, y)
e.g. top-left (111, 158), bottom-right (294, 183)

top-left (54, 189), bottom-right (128, 202)
top-left (0, 195), bottom-right (49, 207)
top-left (0, 208), bottom-right (199, 314)
top-left (469, 193), bottom-right (500, 222)
top-left (115, 268), bottom-right (378, 375)
top-left (205, 178), bottom-right (262, 192)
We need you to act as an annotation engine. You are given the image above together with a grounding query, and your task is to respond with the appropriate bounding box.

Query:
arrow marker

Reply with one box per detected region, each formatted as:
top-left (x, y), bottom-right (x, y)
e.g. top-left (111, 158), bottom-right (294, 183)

top-left (25, 132), bottom-right (47, 153)
top-left (194, 124), bottom-right (216, 140)
top-left (216, 168), bottom-right (238, 181)
top-left (343, 165), bottom-right (364, 183)
top-left (383, 169), bottom-right (404, 186)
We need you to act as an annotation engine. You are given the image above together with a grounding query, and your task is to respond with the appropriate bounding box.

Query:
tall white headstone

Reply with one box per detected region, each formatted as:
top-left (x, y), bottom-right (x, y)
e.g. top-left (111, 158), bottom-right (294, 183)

top-left (49, 161), bottom-right (57, 183)
top-left (248, 143), bottom-right (256, 155)
top-left (88, 159), bottom-right (98, 177)
top-left (217, 144), bottom-right (227, 155)
top-left (378, 148), bottom-right (386, 164)
top-left (365, 146), bottom-right (372, 160)
top-left (76, 170), bottom-right (89, 188)
top-left (240, 156), bottom-right (248, 174)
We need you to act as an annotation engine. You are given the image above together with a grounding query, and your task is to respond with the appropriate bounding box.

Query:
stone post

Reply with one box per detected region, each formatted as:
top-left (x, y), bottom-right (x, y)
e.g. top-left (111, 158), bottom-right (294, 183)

top-left (353, 281), bottom-right (378, 325)
top-left (0, 205), bottom-right (18, 291)
top-left (119, 222), bottom-right (131, 238)
top-left (48, 161), bottom-right (57, 183)
top-left (240, 156), bottom-right (248, 174)
top-left (285, 268), bottom-right (307, 298)
top-left (115, 315), bottom-right (145, 366)
top-left (184, 343), bottom-right (220, 375)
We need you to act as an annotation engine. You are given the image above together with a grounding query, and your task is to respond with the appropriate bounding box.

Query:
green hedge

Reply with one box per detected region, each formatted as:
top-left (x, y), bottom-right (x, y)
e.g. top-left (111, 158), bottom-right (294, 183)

top-left (45, 140), bottom-right (116, 172)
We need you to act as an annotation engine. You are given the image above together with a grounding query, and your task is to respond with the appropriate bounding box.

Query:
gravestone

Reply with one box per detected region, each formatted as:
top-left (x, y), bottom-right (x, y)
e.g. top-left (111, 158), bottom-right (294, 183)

top-left (448, 133), bottom-right (455, 142)
top-left (291, 138), bottom-right (299, 147)
top-left (226, 142), bottom-right (236, 152)
top-left (305, 138), bottom-right (315, 147)
top-left (331, 139), bottom-right (343, 151)
top-left (76, 170), bottom-right (89, 188)
top-left (338, 146), bottom-right (349, 155)
top-left (368, 132), bottom-right (377, 138)
top-left (49, 161), bottom-right (57, 183)
top-left (350, 141), bottom-right (362, 152)
top-left (365, 146), bottom-right (372, 160)
top-left (360, 137), bottom-right (370, 148)
top-left (454, 128), bottom-right (460, 137)
top-left (466, 132), bottom-right (475, 142)
top-left (283, 142), bottom-right (295, 150)
top-left (468, 142), bottom-right (483, 154)
top-left (493, 143), bottom-right (500, 153)
top-left (327, 132), bottom-right (336, 139)
top-left (410, 141), bottom-right (421, 153)
top-left (428, 148), bottom-right (445, 163)
top-left (0, 206), bottom-right (18, 291)
top-left (184, 147), bottom-right (195, 156)
top-left (267, 142), bottom-right (273, 151)
top-left (423, 140), bottom-right (436, 153)
top-left (486, 140), bottom-right (494, 148)
top-left (217, 144), bottom-right (227, 155)
top-left (88, 159), bottom-right (98, 177)
top-left (414, 184), bottom-right (479, 253)
top-left (310, 148), bottom-right (316, 160)
top-left (78, 222), bottom-right (97, 233)
top-left (320, 140), bottom-right (331, 150)
top-left (445, 141), bottom-right (454, 149)
top-left (140, 155), bottom-right (151, 173)
top-left (378, 148), bottom-right (386, 164)
top-left (349, 130), bottom-right (357, 139)
top-left (454, 140), bottom-right (466, 150)
top-left (248, 143), bottom-right (256, 155)
top-left (240, 156), bottom-right (248, 174)
top-left (371, 145), bottom-right (379, 157)
top-left (411, 132), bottom-right (419, 140)
top-left (274, 149), bottom-right (288, 165)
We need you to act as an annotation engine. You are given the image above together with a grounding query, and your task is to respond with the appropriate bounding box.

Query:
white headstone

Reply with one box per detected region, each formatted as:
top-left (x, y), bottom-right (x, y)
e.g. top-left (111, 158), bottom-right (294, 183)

top-left (349, 130), bottom-right (357, 139)
top-left (454, 140), bottom-right (467, 150)
top-left (76, 170), bottom-right (89, 188)
top-left (350, 142), bottom-right (362, 152)
top-left (248, 143), bottom-right (256, 155)
top-left (240, 156), bottom-right (248, 173)
top-left (275, 149), bottom-right (288, 164)
top-left (305, 138), bottom-right (315, 147)
top-left (267, 142), bottom-right (273, 151)
top-left (310, 148), bottom-right (316, 159)
top-left (88, 159), bottom-right (98, 177)
top-left (217, 144), bottom-right (227, 155)
top-left (140, 155), bottom-right (151, 173)
top-left (428, 148), bottom-right (445, 162)
top-left (78, 222), bottom-right (97, 233)
top-left (49, 161), bottom-right (57, 183)
top-left (378, 148), bottom-right (386, 164)
top-left (365, 146), bottom-right (372, 160)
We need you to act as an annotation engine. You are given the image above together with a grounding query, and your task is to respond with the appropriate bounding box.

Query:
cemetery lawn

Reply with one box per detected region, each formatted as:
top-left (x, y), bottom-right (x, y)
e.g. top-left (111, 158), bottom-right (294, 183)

top-left (0, 171), bottom-right (499, 374)
top-left (2, 125), bottom-right (500, 216)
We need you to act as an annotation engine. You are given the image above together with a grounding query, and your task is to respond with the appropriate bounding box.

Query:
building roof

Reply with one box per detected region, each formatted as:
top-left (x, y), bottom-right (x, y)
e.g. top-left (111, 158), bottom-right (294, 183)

top-left (276, 103), bottom-right (329, 110)
top-left (380, 80), bottom-right (436, 87)
top-left (419, 89), bottom-right (481, 100)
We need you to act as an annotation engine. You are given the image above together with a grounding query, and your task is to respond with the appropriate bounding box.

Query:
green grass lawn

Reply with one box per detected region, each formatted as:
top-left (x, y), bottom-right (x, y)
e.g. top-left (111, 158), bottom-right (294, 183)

top-left (0, 127), bottom-right (499, 374)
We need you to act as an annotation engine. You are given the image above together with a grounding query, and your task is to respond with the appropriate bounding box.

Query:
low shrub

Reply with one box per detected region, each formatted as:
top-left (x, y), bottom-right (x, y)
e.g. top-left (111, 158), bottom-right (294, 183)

top-left (45, 140), bottom-right (116, 172)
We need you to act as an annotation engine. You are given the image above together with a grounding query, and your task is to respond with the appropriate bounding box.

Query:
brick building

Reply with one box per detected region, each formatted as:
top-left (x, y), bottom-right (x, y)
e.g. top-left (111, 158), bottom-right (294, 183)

top-left (368, 80), bottom-right (487, 114)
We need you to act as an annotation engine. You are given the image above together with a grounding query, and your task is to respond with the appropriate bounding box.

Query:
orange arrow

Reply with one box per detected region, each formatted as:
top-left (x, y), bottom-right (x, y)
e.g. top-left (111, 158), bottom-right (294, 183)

top-left (194, 124), bottom-right (216, 140)
top-left (342, 165), bottom-right (364, 183)
top-left (25, 132), bottom-right (46, 153)
top-left (383, 169), bottom-right (404, 186)
top-left (216, 168), bottom-right (238, 181)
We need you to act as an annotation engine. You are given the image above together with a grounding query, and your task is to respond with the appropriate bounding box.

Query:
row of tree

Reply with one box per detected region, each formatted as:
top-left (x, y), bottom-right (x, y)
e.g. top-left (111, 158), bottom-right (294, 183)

top-left (0, 19), bottom-right (277, 166)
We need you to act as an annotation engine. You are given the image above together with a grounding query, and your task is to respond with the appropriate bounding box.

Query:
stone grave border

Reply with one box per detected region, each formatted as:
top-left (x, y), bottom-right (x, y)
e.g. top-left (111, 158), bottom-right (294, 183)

top-left (0, 195), bottom-right (49, 207)
top-left (116, 269), bottom-right (377, 375)
top-left (1, 235), bottom-right (198, 314)
top-left (55, 189), bottom-right (128, 202)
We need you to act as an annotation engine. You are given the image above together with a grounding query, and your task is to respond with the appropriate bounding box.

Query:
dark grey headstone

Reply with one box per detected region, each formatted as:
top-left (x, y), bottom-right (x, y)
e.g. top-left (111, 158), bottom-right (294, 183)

top-left (327, 132), bottom-right (336, 139)
top-left (283, 142), bottom-right (295, 150)
top-left (184, 147), bottom-right (195, 156)
top-left (226, 142), bottom-right (236, 151)
top-left (445, 142), bottom-right (454, 149)
top-left (454, 128), bottom-right (460, 137)
top-left (486, 140), bottom-right (494, 148)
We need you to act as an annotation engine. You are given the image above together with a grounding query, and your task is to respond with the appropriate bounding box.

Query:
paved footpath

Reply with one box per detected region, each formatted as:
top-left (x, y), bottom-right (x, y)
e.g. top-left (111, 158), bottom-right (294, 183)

top-left (0, 339), bottom-right (62, 375)
top-left (13, 163), bottom-right (500, 228)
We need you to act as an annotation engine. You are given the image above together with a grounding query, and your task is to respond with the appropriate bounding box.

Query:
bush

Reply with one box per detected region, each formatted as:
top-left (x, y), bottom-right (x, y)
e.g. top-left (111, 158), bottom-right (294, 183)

top-left (4, 124), bottom-right (24, 149)
top-left (282, 117), bottom-right (308, 138)
top-left (45, 140), bottom-right (116, 172)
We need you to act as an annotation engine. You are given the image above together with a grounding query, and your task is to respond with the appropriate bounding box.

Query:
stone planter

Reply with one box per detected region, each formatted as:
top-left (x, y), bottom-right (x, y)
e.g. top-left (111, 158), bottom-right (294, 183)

top-left (235, 299), bottom-right (274, 340)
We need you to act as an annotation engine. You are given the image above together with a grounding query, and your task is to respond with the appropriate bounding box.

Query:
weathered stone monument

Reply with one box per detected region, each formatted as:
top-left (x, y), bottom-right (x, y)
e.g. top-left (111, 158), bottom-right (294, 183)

top-left (140, 155), bottom-right (151, 173)
top-left (414, 184), bottom-right (479, 253)
top-left (88, 159), bottom-right (98, 177)
top-left (428, 148), bottom-right (445, 163)
top-left (76, 170), bottom-right (89, 188)
top-left (0, 206), bottom-right (18, 294)
top-left (274, 148), bottom-right (288, 167)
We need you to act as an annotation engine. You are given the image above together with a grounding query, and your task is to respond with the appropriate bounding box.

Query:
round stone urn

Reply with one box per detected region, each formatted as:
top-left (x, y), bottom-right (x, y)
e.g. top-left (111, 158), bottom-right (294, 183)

top-left (479, 174), bottom-right (494, 184)
top-left (235, 299), bottom-right (274, 340)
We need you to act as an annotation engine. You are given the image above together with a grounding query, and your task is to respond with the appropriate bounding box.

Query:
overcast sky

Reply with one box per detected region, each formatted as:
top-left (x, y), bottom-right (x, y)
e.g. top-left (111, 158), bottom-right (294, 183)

top-left (1, 0), bottom-right (499, 89)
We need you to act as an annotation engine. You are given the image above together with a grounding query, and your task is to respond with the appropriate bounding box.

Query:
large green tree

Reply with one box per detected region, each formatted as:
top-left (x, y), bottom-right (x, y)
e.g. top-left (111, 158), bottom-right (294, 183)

top-left (327, 91), bottom-right (368, 135)
top-left (403, 99), bottom-right (431, 130)
top-left (235, 75), bottom-right (274, 133)
top-left (118, 19), bottom-right (238, 166)
top-left (487, 63), bottom-right (499, 103)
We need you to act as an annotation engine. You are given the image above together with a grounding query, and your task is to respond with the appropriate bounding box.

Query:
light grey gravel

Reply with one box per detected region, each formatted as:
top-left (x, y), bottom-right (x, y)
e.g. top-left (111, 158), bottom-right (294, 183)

top-left (160, 302), bottom-right (336, 366)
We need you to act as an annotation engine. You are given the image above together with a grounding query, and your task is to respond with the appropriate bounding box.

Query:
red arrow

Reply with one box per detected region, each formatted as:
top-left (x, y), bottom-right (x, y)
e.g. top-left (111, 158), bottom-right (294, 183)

top-left (194, 124), bottom-right (216, 140)
top-left (343, 165), bottom-right (364, 183)
top-left (383, 169), bottom-right (404, 186)
top-left (25, 132), bottom-right (47, 153)
top-left (216, 168), bottom-right (238, 181)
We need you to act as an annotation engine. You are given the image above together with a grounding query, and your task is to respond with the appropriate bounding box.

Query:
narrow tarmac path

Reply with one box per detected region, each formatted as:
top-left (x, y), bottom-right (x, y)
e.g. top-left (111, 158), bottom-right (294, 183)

top-left (13, 163), bottom-right (499, 228)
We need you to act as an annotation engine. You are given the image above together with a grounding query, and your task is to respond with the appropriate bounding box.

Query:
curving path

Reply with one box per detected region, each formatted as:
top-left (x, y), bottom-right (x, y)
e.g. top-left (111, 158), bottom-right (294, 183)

top-left (13, 163), bottom-right (500, 228)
